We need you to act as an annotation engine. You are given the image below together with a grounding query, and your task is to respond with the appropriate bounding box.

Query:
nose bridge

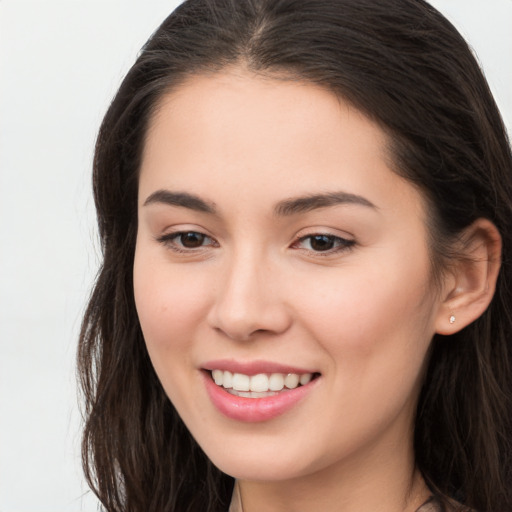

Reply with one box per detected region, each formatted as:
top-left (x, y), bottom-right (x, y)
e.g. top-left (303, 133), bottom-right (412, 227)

top-left (208, 243), bottom-right (290, 341)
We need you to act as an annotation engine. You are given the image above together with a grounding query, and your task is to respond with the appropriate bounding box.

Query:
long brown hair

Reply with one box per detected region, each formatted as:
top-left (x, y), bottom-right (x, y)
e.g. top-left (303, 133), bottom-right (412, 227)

top-left (78, 1), bottom-right (512, 510)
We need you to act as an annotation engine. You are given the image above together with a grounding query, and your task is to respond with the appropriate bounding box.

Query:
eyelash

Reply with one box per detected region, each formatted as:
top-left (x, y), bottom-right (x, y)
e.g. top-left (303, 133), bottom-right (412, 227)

top-left (157, 231), bottom-right (218, 253)
top-left (292, 233), bottom-right (356, 255)
top-left (157, 231), bottom-right (355, 256)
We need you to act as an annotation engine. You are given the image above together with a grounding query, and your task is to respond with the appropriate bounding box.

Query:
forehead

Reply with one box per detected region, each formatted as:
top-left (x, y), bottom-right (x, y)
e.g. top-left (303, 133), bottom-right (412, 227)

top-left (139, 70), bottom-right (425, 221)
top-left (146, 70), bottom-right (385, 154)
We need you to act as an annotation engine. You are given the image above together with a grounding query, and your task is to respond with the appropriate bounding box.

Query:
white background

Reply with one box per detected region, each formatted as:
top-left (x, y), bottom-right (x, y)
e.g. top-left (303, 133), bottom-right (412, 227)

top-left (0, 1), bottom-right (511, 511)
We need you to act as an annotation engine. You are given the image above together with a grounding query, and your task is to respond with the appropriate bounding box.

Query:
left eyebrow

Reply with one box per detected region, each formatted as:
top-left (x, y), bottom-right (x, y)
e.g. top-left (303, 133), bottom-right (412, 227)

top-left (274, 191), bottom-right (377, 216)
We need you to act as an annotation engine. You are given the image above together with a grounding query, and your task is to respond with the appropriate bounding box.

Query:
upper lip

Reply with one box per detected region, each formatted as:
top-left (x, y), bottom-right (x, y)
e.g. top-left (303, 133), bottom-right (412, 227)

top-left (201, 359), bottom-right (318, 376)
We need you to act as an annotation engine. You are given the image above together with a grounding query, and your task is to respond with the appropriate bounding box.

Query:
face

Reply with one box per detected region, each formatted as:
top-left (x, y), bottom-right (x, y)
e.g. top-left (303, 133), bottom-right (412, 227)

top-left (134, 70), bottom-right (444, 483)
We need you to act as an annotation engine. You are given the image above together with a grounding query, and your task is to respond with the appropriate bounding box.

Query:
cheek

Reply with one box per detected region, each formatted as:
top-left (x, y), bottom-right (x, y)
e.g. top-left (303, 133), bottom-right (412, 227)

top-left (133, 247), bottom-right (215, 418)
top-left (293, 255), bottom-right (436, 379)
top-left (133, 247), bottom-right (209, 358)
top-left (288, 260), bottom-right (436, 457)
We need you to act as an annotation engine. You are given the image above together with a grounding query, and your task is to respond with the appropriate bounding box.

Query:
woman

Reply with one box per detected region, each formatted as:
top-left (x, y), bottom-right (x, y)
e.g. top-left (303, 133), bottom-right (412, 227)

top-left (78, 0), bottom-right (512, 511)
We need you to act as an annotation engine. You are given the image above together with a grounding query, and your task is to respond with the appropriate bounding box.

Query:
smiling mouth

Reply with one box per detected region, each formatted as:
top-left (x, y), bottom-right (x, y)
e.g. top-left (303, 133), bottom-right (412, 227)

top-left (209, 370), bottom-right (320, 398)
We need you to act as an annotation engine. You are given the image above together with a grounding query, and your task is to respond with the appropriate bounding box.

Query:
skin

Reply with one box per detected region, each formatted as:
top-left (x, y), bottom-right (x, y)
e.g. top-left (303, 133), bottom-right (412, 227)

top-left (133, 70), bottom-right (498, 511)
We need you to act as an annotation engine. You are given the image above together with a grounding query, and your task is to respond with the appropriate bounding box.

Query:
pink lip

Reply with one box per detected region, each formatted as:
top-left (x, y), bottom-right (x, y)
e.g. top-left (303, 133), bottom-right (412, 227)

top-left (202, 369), bottom-right (319, 423)
top-left (201, 359), bottom-right (316, 376)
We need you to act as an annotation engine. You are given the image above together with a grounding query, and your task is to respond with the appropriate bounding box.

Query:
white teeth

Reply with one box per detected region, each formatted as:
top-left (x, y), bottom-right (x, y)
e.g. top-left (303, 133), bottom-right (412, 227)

top-left (232, 373), bottom-right (250, 391)
top-left (250, 373), bottom-right (269, 393)
top-left (211, 370), bottom-right (314, 393)
top-left (284, 373), bottom-right (300, 389)
top-left (223, 370), bottom-right (233, 389)
top-left (212, 369), bottom-right (223, 385)
top-left (269, 373), bottom-right (284, 391)
top-left (299, 373), bottom-right (312, 385)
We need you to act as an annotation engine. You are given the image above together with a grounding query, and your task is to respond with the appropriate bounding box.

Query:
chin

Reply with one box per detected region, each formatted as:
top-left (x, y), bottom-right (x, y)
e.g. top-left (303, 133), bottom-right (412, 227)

top-left (212, 456), bottom-right (306, 482)
top-left (200, 436), bottom-right (325, 483)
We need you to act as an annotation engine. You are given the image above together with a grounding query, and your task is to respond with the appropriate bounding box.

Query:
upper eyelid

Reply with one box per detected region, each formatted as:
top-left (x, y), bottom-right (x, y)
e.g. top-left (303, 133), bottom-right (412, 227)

top-left (296, 231), bottom-right (353, 239)
top-left (157, 226), bottom-right (216, 240)
top-left (294, 229), bottom-right (355, 243)
top-left (293, 233), bottom-right (355, 246)
top-left (158, 230), bottom-right (216, 243)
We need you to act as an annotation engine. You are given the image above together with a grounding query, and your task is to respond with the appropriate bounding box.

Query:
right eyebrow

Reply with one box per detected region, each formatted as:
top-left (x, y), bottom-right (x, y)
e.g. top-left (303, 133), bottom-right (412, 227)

top-left (143, 190), bottom-right (217, 214)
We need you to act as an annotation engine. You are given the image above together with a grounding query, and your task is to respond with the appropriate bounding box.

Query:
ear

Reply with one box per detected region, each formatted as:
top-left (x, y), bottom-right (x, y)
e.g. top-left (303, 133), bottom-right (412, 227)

top-left (435, 218), bottom-right (502, 335)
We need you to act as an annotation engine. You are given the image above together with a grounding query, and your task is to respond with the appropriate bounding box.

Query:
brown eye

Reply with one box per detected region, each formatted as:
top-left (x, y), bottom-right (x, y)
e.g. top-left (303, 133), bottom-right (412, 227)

top-left (294, 234), bottom-right (355, 254)
top-left (157, 230), bottom-right (216, 252)
top-left (178, 232), bottom-right (207, 248)
top-left (309, 235), bottom-right (335, 251)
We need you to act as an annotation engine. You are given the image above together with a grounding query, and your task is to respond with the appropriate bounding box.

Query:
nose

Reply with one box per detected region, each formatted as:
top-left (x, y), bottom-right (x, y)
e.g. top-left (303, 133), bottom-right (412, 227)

top-left (207, 251), bottom-right (292, 341)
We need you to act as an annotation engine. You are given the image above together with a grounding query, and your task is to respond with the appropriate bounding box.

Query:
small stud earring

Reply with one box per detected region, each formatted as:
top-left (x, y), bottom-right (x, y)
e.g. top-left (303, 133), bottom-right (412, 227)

top-left (449, 315), bottom-right (455, 324)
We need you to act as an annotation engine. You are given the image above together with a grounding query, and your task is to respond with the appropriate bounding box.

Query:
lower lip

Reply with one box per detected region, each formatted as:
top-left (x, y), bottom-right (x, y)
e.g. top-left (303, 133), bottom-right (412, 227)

top-left (203, 372), bottom-right (318, 422)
